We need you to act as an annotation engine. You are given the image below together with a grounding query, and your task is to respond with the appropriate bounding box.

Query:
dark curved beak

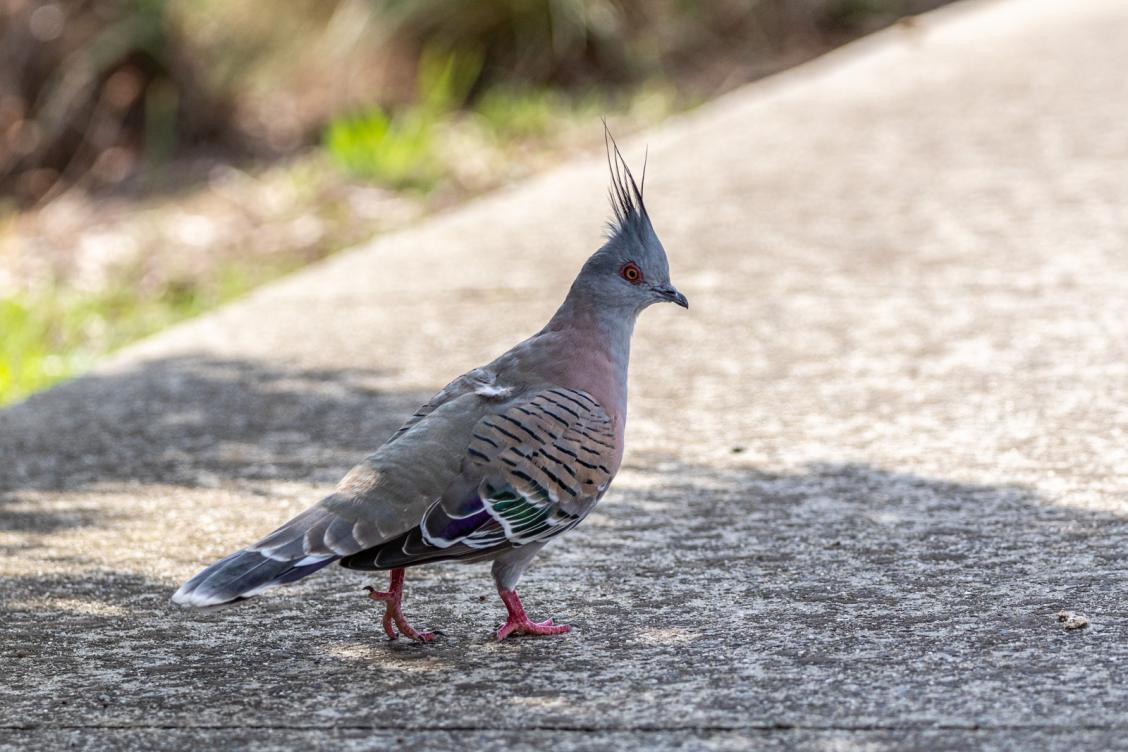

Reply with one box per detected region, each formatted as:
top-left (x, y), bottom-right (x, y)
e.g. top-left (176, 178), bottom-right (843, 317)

top-left (654, 284), bottom-right (689, 309)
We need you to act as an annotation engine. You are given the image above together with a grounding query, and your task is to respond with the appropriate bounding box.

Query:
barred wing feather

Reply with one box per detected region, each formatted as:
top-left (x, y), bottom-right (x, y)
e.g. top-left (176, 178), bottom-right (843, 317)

top-left (340, 388), bottom-right (616, 570)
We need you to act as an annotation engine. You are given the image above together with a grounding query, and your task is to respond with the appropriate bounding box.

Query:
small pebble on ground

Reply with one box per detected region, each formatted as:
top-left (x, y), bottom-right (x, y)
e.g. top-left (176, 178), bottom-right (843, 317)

top-left (1056, 610), bottom-right (1090, 630)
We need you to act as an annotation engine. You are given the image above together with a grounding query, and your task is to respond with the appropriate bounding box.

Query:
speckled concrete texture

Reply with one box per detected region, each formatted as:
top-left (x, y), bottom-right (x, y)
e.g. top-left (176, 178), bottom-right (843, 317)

top-left (3, 0), bottom-right (1128, 749)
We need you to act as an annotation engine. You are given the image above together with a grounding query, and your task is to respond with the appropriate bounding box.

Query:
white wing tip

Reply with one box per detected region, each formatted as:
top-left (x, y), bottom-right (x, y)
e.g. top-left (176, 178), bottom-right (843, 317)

top-left (170, 585), bottom-right (229, 608)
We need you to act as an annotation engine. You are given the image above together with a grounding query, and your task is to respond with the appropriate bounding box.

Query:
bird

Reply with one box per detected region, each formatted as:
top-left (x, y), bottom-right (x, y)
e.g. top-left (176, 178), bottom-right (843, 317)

top-left (171, 129), bottom-right (688, 641)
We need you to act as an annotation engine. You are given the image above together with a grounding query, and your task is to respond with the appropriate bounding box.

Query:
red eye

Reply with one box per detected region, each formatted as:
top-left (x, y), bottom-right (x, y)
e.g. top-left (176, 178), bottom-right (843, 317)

top-left (620, 262), bottom-right (643, 284)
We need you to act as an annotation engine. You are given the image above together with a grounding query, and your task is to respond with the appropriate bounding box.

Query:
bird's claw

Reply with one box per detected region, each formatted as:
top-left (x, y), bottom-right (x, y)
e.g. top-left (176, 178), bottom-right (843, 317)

top-left (494, 587), bottom-right (571, 640)
top-left (495, 615), bottom-right (572, 641)
top-left (364, 572), bottom-right (436, 643)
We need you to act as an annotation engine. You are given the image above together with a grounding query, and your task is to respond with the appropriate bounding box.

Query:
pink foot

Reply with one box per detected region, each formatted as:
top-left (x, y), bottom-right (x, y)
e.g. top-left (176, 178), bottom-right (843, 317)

top-left (364, 568), bottom-right (436, 642)
top-left (495, 588), bottom-right (572, 641)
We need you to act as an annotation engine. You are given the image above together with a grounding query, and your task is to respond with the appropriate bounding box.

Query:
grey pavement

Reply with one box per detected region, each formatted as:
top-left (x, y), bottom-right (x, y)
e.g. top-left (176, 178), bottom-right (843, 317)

top-left (3, 0), bottom-right (1128, 749)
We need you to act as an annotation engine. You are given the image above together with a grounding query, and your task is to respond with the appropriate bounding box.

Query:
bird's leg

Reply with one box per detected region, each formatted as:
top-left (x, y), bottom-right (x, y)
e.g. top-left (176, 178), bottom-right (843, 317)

top-left (364, 568), bottom-right (435, 642)
top-left (495, 586), bottom-right (571, 640)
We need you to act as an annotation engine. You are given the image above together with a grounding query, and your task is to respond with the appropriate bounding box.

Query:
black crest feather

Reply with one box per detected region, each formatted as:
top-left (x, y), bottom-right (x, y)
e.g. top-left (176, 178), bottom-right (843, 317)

top-left (603, 122), bottom-right (649, 241)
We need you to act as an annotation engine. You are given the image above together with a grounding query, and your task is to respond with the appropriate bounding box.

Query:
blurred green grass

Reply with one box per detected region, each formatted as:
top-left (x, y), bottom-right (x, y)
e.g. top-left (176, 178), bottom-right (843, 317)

top-left (0, 258), bottom-right (302, 404)
top-left (324, 110), bottom-right (441, 190)
top-left (474, 87), bottom-right (592, 139)
top-left (323, 48), bottom-right (481, 189)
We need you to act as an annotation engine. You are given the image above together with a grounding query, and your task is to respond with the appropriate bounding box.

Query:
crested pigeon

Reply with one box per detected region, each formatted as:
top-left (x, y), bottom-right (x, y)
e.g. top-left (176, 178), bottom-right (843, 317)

top-left (171, 131), bottom-right (688, 641)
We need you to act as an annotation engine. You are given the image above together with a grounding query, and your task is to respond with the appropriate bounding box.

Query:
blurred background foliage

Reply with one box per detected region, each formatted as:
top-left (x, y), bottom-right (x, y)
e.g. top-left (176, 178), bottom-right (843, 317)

top-left (0, 0), bottom-right (950, 404)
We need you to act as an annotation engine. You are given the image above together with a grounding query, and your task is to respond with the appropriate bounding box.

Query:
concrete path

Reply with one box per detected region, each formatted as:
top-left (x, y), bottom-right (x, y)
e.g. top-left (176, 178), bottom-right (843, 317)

top-left (3, 0), bottom-right (1128, 749)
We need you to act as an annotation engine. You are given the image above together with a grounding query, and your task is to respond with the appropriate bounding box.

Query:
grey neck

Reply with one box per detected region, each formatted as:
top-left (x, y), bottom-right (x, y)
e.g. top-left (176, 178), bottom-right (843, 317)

top-left (544, 288), bottom-right (637, 403)
top-left (548, 284), bottom-right (638, 344)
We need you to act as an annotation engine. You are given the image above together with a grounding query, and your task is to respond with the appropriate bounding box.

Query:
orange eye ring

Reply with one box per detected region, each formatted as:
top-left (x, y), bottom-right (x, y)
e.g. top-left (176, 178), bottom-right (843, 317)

top-left (620, 262), bottom-right (643, 284)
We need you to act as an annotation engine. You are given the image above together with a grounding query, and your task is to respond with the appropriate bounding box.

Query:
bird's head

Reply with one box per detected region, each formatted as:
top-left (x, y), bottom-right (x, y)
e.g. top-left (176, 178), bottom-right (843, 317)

top-left (572, 129), bottom-right (688, 315)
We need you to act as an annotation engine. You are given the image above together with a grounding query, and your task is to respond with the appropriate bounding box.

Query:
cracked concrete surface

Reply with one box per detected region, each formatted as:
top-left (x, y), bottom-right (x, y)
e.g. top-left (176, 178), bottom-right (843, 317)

top-left (3, 0), bottom-right (1128, 749)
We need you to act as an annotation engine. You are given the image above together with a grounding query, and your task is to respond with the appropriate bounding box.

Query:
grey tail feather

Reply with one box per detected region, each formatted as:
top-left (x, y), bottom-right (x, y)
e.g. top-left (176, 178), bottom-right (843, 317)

top-left (170, 548), bottom-right (336, 608)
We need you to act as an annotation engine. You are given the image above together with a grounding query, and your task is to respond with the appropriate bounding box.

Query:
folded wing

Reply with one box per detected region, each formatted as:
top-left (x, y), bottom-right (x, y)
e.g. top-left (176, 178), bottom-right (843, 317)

top-left (340, 388), bottom-right (616, 570)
